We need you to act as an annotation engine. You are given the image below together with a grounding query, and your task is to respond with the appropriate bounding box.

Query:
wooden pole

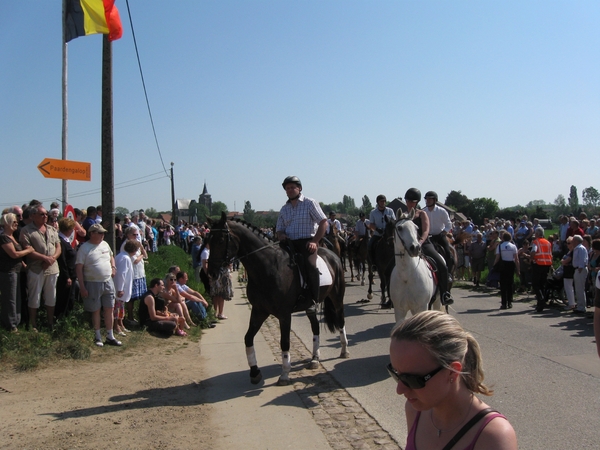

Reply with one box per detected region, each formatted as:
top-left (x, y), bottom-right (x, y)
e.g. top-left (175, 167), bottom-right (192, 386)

top-left (101, 35), bottom-right (115, 252)
top-left (62, 0), bottom-right (68, 208)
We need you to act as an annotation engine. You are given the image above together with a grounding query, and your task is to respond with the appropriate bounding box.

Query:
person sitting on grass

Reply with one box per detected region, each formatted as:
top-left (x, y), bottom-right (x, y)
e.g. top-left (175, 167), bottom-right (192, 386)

top-left (161, 273), bottom-right (195, 329)
top-left (139, 278), bottom-right (187, 336)
top-left (176, 271), bottom-right (209, 321)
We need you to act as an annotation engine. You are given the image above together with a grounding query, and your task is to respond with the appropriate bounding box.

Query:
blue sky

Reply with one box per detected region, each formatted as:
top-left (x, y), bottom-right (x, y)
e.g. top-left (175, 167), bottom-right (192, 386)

top-left (1, 1), bottom-right (598, 215)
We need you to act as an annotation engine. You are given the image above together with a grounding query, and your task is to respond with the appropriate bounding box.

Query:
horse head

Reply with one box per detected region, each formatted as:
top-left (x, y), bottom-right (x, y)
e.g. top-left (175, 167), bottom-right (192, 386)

top-left (394, 210), bottom-right (421, 257)
top-left (206, 211), bottom-right (239, 278)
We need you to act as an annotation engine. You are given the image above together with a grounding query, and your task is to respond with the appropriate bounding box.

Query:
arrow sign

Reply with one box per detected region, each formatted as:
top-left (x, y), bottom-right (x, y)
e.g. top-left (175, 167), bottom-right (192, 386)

top-left (37, 158), bottom-right (91, 181)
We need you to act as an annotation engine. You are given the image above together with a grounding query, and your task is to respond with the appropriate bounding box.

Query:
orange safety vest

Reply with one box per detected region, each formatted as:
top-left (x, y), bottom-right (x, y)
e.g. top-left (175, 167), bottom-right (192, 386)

top-left (532, 238), bottom-right (552, 266)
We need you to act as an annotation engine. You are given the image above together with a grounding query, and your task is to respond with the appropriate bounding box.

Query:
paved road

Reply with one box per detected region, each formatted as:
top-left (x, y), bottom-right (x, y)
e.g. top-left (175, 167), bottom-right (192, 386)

top-left (290, 275), bottom-right (600, 449)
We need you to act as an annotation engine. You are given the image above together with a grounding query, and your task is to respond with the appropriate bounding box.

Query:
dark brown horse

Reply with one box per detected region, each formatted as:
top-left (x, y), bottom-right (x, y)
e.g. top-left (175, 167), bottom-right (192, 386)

top-left (206, 212), bottom-right (349, 386)
top-left (348, 234), bottom-right (370, 286)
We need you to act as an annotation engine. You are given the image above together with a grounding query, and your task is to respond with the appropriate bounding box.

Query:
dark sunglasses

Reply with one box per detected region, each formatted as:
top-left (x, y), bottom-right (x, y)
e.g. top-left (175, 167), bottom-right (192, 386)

top-left (386, 363), bottom-right (444, 389)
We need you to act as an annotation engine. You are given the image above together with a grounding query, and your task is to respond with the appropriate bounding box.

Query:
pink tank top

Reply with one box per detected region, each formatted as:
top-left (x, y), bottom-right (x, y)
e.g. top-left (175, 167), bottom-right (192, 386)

top-left (405, 410), bottom-right (507, 450)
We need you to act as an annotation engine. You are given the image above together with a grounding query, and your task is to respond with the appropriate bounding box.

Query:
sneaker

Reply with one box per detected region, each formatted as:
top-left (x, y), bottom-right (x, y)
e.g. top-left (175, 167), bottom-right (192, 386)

top-left (94, 338), bottom-right (104, 347)
top-left (117, 331), bottom-right (127, 337)
top-left (105, 337), bottom-right (122, 346)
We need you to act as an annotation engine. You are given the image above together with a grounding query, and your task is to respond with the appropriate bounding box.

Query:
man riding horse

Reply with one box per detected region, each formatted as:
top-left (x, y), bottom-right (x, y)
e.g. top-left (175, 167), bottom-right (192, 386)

top-left (276, 176), bottom-right (328, 310)
top-left (404, 188), bottom-right (454, 306)
top-left (368, 194), bottom-right (396, 267)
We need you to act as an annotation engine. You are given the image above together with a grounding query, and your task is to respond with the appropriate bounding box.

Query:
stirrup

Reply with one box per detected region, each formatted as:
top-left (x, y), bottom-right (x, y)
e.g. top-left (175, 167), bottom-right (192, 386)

top-left (442, 292), bottom-right (454, 306)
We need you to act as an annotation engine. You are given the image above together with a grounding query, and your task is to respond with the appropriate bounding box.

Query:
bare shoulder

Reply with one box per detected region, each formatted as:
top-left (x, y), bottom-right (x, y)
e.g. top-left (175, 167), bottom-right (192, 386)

top-left (473, 413), bottom-right (518, 450)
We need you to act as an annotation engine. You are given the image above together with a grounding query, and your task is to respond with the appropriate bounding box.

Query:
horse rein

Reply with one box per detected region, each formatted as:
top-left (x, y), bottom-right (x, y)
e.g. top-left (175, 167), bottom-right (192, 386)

top-left (393, 218), bottom-right (424, 262)
top-left (211, 224), bottom-right (279, 267)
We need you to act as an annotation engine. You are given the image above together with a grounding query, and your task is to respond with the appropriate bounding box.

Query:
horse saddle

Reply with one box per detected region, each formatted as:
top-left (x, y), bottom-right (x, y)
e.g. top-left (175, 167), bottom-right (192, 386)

top-left (423, 255), bottom-right (439, 286)
top-left (297, 256), bottom-right (333, 288)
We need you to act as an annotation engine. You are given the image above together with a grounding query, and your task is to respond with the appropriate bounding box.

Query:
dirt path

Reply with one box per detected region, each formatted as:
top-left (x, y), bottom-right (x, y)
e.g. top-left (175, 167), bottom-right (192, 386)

top-left (0, 336), bottom-right (216, 450)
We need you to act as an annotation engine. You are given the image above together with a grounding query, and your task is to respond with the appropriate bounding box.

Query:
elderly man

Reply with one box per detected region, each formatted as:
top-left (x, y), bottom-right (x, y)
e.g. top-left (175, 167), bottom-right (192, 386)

top-left (571, 235), bottom-right (589, 314)
top-left (529, 228), bottom-right (553, 312)
top-left (19, 205), bottom-right (62, 331)
top-left (76, 223), bottom-right (121, 347)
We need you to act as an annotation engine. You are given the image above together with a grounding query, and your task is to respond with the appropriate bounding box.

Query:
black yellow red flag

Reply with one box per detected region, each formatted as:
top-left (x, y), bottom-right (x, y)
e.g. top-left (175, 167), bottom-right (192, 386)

top-left (64, 0), bottom-right (123, 42)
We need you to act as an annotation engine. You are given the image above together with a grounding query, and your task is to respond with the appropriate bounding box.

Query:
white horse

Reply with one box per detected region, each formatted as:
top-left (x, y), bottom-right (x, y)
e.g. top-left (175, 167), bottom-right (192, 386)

top-left (389, 210), bottom-right (443, 327)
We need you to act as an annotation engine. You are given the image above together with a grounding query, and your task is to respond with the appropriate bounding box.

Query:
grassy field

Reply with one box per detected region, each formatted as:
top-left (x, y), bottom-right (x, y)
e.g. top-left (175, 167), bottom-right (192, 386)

top-left (0, 245), bottom-right (215, 372)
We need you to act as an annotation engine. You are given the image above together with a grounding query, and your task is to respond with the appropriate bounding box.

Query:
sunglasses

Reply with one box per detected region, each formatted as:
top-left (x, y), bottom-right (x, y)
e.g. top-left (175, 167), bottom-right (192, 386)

top-left (386, 363), bottom-right (444, 389)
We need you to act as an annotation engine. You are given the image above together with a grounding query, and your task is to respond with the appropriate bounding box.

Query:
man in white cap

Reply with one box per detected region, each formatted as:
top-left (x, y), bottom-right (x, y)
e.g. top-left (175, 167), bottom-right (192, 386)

top-left (76, 223), bottom-right (121, 347)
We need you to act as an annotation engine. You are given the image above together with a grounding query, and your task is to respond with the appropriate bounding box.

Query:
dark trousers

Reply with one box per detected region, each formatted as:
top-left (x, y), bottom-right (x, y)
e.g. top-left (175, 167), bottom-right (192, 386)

top-left (531, 264), bottom-right (551, 308)
top-left (422, 240), bottom-right (449, 300)
top-left (500, 261), bottom-right (515, 307)
top-left (430, 233), bottom-right (455, 274)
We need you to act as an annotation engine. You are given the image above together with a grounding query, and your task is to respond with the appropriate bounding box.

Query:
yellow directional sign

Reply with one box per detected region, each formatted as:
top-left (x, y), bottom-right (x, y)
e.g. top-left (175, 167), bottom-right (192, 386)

top-left (37, 158), bottom-right (91, 182)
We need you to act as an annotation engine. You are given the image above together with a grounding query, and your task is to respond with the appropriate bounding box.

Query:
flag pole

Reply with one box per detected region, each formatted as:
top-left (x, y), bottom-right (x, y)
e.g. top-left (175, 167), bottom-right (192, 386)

top-left (61, 0), bottom-right (68, 208)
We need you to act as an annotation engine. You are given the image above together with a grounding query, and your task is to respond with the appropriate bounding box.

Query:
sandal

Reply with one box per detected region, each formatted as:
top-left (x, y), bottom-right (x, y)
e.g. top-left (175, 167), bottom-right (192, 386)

top-left (217, 315), bottom-right (228, 320)
top-left (175, 329), bottom-right (188, 337)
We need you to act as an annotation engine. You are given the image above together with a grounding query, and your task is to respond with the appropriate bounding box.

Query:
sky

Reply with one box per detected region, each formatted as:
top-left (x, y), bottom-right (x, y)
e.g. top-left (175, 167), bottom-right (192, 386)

top-left (1, 1), bottom-right (599, 215)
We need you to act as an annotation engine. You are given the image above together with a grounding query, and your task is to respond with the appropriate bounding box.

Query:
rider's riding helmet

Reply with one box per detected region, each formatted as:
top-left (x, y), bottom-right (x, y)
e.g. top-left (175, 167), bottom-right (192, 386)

top-left (424, 191), bottom-right (438, 201)
top-left (404, 188), bottom-right (421, 202)
top-left (329, 211), bottom-right (336, 216)
top-left (359, 212), bottom-right (366, 218)
top-left (282, 176), bottom-right (302, 189)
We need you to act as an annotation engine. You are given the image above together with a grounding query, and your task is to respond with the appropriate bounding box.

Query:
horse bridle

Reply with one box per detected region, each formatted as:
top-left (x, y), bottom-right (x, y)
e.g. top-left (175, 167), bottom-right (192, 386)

top-left (393, 217), bottom-right (422, 259)
top-left (211, 223), bottom-right (279, 267)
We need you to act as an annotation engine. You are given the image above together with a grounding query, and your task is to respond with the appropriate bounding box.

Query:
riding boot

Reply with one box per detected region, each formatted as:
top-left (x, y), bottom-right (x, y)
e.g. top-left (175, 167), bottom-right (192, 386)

top-left (442, 291), bottom-right (454, 306)
top-left (308, 265), bottom-right (321, 305)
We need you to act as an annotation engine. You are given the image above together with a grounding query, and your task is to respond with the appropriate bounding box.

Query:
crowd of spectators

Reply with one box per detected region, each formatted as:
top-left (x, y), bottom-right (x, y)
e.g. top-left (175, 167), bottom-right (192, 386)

top-left (0, 200), bottom-right (230, 343)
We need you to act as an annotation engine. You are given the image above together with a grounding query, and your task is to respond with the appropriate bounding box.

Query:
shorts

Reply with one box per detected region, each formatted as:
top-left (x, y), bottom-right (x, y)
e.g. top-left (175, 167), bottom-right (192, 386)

top-left (471, 257), bottom-right (485, 272)
top-left (27, 271), bottom-right (58, 308)
top-left (113, 300), bottom-right (125, 320)
top-left (131, 277), bottom-right (147, 300)
top-left (83, 280), bottom-right (115, 312)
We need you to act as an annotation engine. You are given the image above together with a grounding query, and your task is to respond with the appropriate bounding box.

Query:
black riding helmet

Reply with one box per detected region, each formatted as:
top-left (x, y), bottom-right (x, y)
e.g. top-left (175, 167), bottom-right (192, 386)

top-left (404, 188), bottom-right (421, 202)
top-left (282, 176), bottom-right (302, 189)
top-left (425, 191), bottom-right (438, 201)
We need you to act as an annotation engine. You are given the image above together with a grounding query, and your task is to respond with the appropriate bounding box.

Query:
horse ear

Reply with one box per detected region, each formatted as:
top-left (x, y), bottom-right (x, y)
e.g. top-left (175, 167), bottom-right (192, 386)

top-left (396, 208), bottom-right (403, 219)
top-left (408, 208), bottom-right (415, 220)
top-left (206, 216), bottom-right (214, 227)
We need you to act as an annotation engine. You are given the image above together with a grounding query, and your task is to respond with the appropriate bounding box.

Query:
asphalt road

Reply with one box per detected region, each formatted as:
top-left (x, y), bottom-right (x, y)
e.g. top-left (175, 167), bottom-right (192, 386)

top-left (290, 275), bottom-right (600, 449)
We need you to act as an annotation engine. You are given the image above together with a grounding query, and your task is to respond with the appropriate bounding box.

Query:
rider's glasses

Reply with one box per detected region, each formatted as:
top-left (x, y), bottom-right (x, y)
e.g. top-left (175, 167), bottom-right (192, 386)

top-left (386, 363), bottom-right (444, 389)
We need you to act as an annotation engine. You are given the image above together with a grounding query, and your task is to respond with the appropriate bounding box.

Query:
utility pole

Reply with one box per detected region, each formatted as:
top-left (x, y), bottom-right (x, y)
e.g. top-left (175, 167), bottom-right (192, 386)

top-left (171, 162), bottom-right (177, 225)
top-left (101, 35), bottom-right (115, 252)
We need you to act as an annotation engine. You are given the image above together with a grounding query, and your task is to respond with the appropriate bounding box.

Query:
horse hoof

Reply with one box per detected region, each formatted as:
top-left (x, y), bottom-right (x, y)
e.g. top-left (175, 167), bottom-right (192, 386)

top-left (250, 370), bottom-right (262, 385)
top-left (381, 301), bottom-right (392, 310)
top-left (277, 377), bottom-right (290, 386)
top-left (361, 280), bottom-right (365, 286)
top-left (340, 351), bottom-right (350, 359)
top-left (308, 360), bottom-right (320, 370)
top-left (367, 293), bottom-right (373, 300)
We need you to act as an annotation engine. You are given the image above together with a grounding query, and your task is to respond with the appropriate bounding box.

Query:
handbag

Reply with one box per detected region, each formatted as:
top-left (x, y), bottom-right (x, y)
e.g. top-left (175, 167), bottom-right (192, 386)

top-left (493, 243), bottom-right (505, 272)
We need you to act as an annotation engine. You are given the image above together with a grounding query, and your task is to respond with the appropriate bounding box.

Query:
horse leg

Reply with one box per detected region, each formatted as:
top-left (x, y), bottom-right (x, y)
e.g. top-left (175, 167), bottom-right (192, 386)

top-left (244, 308), bottom-right (269, 384)
top-left (277, 316), bottom-right (293, 386)
top-left (367, 267), bottom-right (374, 300)
top-left (339, 326), bottom-right (349, 358)
top-left (307, 309), bottom-right (320, 369)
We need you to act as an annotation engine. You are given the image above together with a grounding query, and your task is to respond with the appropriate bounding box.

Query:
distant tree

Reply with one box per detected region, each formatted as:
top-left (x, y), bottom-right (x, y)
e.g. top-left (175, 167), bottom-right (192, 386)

top-left (568, 186), bottom-right (579, 211)
top-left (465, 198), bottom-right (498, 225)
top-left (553, 194), bottom-right (569, 217)
top-left (445, 190), bottom-right (470, 213)
top-left (361, 195), bottom-right (372, 213)
top-left (114, 206), bottom-right (129, 218)
top-left (342, 195), bottom-right (356, 213)
top-left (582, 187), bottom-right (600, 208)
top-left (211, 201), bottom-right (228, 219)
top-left (250, 211), bottom-right (278, 229)
top-left (144, 207), bottom-right (157, 218)
top-left (196, 204), bottom-right (211, 223)
top-left (532, 206), bottom-right (548, 220)
top-left (243, 200), bottom-right (255, 224)
top-left (526, 200), bottom-right (546, 208)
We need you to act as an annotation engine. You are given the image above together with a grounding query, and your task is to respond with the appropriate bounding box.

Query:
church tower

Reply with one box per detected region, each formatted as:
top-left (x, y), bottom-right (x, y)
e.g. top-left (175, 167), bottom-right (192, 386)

top-left (198, 182), bottom-right (212, 214)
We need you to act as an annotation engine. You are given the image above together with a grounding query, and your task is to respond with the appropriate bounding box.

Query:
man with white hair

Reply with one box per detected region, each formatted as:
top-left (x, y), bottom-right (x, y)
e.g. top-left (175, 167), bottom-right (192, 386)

top-left (571, 235), bottom-right (588, 314)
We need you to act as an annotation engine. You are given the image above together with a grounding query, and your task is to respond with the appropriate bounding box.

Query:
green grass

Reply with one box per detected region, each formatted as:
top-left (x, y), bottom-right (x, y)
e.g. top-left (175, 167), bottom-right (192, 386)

top-left (0, 244), bottom-right (211, 371)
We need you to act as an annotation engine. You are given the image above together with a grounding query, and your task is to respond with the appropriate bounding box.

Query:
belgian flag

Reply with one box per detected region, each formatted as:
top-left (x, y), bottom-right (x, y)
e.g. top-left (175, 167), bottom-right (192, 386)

top-left (64, 0), bottom-right (123, 42)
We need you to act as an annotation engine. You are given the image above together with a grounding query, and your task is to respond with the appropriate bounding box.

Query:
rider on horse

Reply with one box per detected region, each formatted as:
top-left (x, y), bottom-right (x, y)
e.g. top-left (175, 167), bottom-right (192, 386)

top-left (423, 190), bottom-right (456, 285)
top-left (276, 176), bottom-right (328, 309)
top-left (368, 194), bottom-right (396, 266)
top-left (351, 212), bottom-right (370, 245)
top-left (404, 188), bottom-right (454, 306)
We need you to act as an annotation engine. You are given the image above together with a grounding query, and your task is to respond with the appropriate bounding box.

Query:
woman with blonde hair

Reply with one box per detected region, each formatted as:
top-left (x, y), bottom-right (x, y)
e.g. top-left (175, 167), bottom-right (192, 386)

top-left (389, 310), bottom-right (517, 449)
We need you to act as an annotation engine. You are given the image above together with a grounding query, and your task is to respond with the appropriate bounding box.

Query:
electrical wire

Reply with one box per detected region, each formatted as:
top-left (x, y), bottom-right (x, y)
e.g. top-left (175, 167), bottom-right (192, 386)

top-left (124, 0), bottom-right (170, 178)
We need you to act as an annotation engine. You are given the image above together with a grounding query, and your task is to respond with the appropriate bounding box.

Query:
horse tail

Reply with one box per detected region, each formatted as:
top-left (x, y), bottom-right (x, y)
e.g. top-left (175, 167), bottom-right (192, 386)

top-left (323, 295), bottom-right (344, 333)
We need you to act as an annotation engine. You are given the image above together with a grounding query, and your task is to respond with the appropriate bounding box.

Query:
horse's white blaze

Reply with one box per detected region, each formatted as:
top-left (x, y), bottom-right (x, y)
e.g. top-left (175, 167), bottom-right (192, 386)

top-left (389, 214), bottom-right (442, 328)
top-left (246, 346), bottom-right (258, 367)
top-left (312, 335), bottom-right (320, 360)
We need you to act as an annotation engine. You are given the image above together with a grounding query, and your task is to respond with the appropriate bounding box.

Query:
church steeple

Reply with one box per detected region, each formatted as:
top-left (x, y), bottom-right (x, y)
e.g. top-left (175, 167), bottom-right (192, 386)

top-left (199, 182), bottom-right (212, 214)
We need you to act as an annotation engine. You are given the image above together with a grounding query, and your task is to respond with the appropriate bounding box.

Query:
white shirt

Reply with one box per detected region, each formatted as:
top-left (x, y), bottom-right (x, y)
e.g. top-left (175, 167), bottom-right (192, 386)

top-left (424, 205), bottom-right (452, 235)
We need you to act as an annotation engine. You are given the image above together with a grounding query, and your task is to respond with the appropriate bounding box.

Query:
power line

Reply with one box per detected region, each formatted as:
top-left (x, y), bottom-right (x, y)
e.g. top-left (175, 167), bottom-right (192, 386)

top-left (124, 0), bottom-right (170, 178)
